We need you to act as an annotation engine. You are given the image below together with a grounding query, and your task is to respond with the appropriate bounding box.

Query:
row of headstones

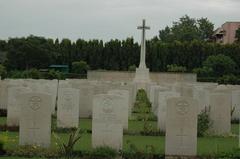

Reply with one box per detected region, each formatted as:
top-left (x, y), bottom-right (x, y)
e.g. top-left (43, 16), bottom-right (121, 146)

top-left (18, 89), bottom-right (130, 148)
top-left (148, 82), bottom-right (240, 135)
top-left (79, 93), bottom-right (200, 156)
top-left (0, 79), bottom-right (136, 127)
top-left (4, 83), bottom-right (198, 156)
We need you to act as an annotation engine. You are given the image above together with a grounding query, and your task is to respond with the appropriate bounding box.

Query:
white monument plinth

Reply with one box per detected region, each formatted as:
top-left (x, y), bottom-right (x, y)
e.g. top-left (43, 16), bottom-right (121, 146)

top-left (134, 19), bottom-right (151, 90)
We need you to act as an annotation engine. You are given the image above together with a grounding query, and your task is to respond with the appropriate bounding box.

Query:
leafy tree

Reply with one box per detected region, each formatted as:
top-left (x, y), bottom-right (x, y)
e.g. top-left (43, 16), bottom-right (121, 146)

top-left (159, 26), bottom-right (173, 43)
top-left (159, 15), bottom-right (214, 42)
top-left (6, 36), bottom-right (53, 70)
top-left (203, 54), bottom-right (237, 77)
top-left (71, 61), bottom-right (89, 74)
top-left (197, 18), bottom-right (214, 40)
top-left (235, 28), bottom-right (240, 43)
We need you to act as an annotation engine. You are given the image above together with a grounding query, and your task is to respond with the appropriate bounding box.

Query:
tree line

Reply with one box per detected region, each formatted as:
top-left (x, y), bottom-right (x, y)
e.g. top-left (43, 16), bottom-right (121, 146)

top-left (0, 36), bottom-right (239, 72)
top-left (0, 15), bottom-right (239, 78)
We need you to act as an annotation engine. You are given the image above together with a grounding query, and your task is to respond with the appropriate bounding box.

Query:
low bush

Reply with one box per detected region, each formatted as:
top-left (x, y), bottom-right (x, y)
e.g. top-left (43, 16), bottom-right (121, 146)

top-left (193, 66), bottom-right (214, 77)
top-left (217, 74), bottom-right (240, 85)
top-left (88, 146), bottom-right (118, 159)
top-left (0, 139), bottom-right (6, 156)
top-left (197, 107), bottom-right (211, 137)
top-left (6, 145), bottom-right (59, 158)
top-left (128, 65), bottom-right (136, 72)
top-left (22, 68), bottom-right (41, 79)
top-left (43, 69), bottom-right (66, 80)
top-left (0, 125), bottom-right (19, 132)
top-left (167, 64), bottom-right (187, 72)
top-left (122, 140), bottom-right (164, 159)
top-left (8, 70), bottom-right (24, 78)
top-left (202, 148), bottom-right (240, 159)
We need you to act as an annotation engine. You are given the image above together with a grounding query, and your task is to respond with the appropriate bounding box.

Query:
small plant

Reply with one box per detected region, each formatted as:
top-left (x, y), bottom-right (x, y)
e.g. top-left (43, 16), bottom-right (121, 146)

top-left (89, 146), bottom-right (118, 159)
top-left (22, 68), bottom-right (41, 79)
top-left (0, 139), bottom-right (6, 155)
top-left (122, 140), bottom-right (162, 159)
top-left (197, 107), bottom-right (211, 137)
top-left (54, 128), bottom-right (82, 158)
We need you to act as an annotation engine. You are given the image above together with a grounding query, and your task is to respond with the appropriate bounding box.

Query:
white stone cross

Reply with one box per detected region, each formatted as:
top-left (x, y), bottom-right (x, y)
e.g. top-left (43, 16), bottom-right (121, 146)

top-left (137, 19), bottom-right (150, 69)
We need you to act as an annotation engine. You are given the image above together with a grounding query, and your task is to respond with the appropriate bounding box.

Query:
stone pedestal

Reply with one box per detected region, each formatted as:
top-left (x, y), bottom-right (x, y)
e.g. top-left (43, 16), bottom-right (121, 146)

top-left (133, 68), bottom-right (151, 90)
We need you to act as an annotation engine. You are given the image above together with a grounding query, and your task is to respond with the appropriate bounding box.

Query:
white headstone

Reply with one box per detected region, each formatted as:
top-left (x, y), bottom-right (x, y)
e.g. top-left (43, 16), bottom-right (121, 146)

top-left (57, 88), bottom-right (79, 128)
top-left (108, 90), bottom-right (129, 130)
top-left (19, 93), bottom-right (52, 147)
top-left (7, 86), bottom-right (30, 126)
top-left (157, 91), bottom-right (180, 132)
top-left (150, 85), bottom-right (171, 115)
top-left (231, 90), bottom-right (240, 120)
top-left (165, 97), bottom-right (198, 156)
top-left (92, 94), bottom-right (123, 150)
top-left (209, 85), bottom-right (231, 135)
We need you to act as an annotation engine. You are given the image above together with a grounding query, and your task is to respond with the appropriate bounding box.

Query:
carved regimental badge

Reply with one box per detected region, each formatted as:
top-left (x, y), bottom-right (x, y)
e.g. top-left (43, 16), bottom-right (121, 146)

top-left (102, 96), bottom-right (114, 114)
top-left (29, 96), bottom-right (42, 111)
top-left (176, 100), bottom-right (189, 115)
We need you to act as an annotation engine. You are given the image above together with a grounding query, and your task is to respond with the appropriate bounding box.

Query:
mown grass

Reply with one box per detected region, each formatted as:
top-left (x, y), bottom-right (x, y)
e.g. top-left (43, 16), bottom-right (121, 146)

top-left (0, 116), bottom-right (239, 156)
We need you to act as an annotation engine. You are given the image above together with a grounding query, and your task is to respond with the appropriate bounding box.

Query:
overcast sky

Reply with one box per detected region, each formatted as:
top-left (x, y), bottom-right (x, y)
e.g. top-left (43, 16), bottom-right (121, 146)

top-left (0, 0), bottom-right (239, 42)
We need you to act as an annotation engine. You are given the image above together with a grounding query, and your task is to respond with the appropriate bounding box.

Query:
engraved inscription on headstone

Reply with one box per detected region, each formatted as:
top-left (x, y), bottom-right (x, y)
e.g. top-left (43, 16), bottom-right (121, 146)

top-left (29, 96), bottom-right (41, 111)
top-left (19, 93), bottom-right (51, 147)
top-left (209, 92), bottom-right (231, 135)
top-left (176, 100), bottom-right (189, 115)
top-left (157, 91), bottom-right (180, 132)
top-left (57, 88), bottom-right (79, 128)
top-left (165, 97), bottom-right (197, 157)
top-left (92, 94), bottom-right (123, 150)
top-left (108, 90), bottom-right (129, 130)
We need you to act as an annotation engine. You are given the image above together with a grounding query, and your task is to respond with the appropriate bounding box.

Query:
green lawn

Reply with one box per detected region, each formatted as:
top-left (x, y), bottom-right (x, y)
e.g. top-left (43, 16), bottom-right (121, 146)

top-left (1, 131), bottom-right (238, 156)
top-left (0, 116), bottom-right (239, 156)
